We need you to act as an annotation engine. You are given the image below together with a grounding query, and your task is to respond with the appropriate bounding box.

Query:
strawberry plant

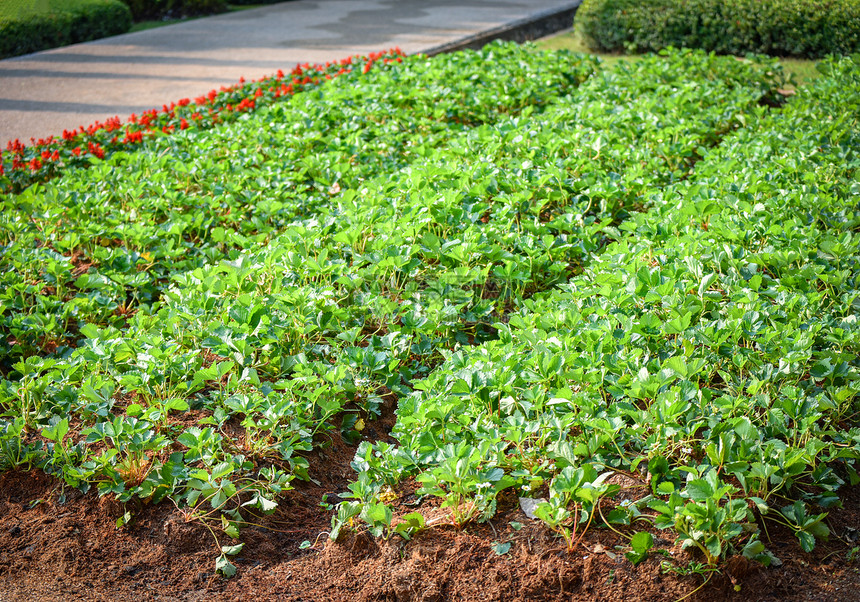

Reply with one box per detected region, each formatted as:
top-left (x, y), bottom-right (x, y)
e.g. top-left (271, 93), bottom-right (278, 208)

top-left (0, 42), bottom-right (857, 582)
top-left (340, 51), bottom-right (859, 568)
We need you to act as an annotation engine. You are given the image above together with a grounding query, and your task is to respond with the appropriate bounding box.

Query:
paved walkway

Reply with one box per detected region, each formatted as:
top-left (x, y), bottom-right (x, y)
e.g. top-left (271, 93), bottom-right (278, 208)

top-left (0, 0), bottom-right (579, 147)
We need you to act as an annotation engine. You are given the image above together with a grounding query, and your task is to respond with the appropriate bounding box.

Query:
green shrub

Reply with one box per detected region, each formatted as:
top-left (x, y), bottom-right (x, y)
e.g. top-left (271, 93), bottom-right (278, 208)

top-left (118, 0), bottom-right (227, 20)
top-left (576, 0), bottom-right (860, 58)
top-left (0, 0), bottom-right (132, 59)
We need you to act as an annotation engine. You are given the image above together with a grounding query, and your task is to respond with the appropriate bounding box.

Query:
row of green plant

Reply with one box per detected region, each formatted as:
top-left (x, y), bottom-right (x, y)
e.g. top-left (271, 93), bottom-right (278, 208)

top-left (0, 43), bottom-right (589, 369)
top-left (0, 43), bottom-right (807, 575)
top-left (576, 0), bottom-right (860, 58)
top-left (340, 54), bottom-right (860, 570)
top-left (0, 40), bottom-right (595, 568)
top-left (0, 0), bottom-right (132, 59)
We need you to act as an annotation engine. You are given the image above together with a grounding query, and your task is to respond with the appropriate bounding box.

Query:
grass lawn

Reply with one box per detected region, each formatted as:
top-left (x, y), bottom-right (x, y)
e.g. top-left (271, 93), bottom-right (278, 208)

top-left (536, 28), bottom-right (822, 88)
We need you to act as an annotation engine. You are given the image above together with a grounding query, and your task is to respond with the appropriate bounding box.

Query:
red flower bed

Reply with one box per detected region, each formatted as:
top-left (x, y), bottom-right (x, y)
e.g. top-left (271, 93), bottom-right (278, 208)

top-left (0, 49), bottom-right (405, 194)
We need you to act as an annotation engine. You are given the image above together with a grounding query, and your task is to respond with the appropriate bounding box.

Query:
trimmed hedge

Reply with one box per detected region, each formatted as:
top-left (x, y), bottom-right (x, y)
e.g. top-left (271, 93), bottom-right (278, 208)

top-left (576, 0), bottom-right (860, 58)
top-left (0, 0), bottom-right (132, 59)
top-left (118, 0), bottom-right (227, 20)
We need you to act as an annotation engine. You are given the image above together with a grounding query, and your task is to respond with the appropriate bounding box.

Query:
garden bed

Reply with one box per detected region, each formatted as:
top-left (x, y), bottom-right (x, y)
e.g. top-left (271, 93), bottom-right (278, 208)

top-left (0, 43), bottom-right (858, 600)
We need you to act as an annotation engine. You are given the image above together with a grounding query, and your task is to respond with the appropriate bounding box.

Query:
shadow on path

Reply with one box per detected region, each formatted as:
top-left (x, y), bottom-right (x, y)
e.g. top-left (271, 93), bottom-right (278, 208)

top-left (0, 99), bottom-right (151, 115)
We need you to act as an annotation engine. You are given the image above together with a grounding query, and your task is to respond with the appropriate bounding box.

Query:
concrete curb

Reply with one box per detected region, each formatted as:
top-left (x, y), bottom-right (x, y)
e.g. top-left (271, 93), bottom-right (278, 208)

top-left (421, 1), bottom-right (582, 56)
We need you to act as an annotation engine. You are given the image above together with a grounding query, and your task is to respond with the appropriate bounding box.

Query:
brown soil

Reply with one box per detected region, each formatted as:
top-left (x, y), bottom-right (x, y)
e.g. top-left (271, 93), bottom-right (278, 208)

top-left (0, 425), bottom-right (858, 602)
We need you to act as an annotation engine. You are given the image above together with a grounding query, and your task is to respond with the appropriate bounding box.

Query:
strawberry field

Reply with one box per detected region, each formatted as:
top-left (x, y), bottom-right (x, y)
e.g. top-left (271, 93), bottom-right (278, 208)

top-left (0, 42), bottom-right (858, 600)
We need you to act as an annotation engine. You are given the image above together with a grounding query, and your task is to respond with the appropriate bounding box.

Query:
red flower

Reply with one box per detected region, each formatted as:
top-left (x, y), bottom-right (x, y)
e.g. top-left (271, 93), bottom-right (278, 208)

top-left (87, 142), bottom-right (104, 159)
top-left (180, 118), bottom-right (189, 130)
top-left (104, 116), bottom-right (122, 132)
top-left (123, 131), bottom-right (143, 144)
top-left (29, 158), bottom-right (42, 171)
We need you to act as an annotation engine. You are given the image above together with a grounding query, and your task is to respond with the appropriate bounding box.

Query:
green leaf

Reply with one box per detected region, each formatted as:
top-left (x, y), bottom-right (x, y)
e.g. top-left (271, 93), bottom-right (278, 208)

top-left (115, 511), bottom-right (132, 529)
top-left (42, 418), bottom-right (69, 443)
top-left (798, 531), bottom-right (816, 553)
top-left (221, 543), bottom-right (244, 556)
top-left (663, 356), bottom-right (688, 378)
top-left (733, 417), bottom-right (757, 440)
top-left (401, 511), bottom-right (426, 529)
top-left (657, 481), bottom-right (676, 495)
top-left (630, 531), bottom-right (654, 554)
top-left (257, 495), bottom-right (278, 513)
top-left (165, 398), bottom-right (189, 412)
top-left (705, 535), bottom-right (722, 560)
top-left (210, 462), bottom-right (235, 480)
top-left (807, 520), bottom-right (830, 540)
top-left (749, 497), bottom-right (770, 515)
top-left (741, 538), bottom-right (764, 560)
top-left (626, 531), bottom-right (654, 565)
top-left (685, 478), bottom-right (715, 501)
top-left (215, 555), bottom-right (237, 577)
